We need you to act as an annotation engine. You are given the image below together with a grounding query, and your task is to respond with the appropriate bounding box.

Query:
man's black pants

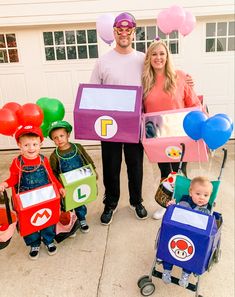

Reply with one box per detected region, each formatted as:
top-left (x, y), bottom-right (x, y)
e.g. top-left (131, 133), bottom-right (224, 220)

top-left (101, 141), bottom-right (144, 209)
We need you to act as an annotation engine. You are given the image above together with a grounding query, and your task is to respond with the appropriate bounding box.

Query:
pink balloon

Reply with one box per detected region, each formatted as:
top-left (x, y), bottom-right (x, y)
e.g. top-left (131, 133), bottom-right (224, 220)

top-left (179, 11), bottom-right (196, 37)
top-left (96, 13), bottom-right (115, 45)
top-left (168, 5), bottom-right (185, 31)
top-left (157, 9), bottom-right (174, 35)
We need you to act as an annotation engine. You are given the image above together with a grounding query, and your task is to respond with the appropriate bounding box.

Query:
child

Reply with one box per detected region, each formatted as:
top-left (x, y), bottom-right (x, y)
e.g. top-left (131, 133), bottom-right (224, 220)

top-left (0, 125), bottom-right (65, 260)
top-left (162, 176), bottom-right (213, 288)
top-left (48, 120), bottom-right (97, 234)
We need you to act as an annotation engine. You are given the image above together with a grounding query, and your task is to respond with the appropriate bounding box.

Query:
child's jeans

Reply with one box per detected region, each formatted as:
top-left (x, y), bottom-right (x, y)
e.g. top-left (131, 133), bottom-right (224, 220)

top-left (163, 261), bottom-right (191, 274)
top-left (23, 225), bottom-right (55, 247)
top-left (74, 205), bottom-right (87, 221)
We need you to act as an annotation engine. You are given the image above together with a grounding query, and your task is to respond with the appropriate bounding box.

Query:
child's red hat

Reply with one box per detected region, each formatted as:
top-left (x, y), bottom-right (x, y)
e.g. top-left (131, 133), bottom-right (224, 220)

top-left (15, 125), bottom-right (44, 142)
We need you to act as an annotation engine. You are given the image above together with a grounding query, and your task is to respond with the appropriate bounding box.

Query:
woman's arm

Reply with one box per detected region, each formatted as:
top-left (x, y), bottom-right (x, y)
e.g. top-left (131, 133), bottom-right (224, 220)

top-left (183, 78), bottom-right (202, 108)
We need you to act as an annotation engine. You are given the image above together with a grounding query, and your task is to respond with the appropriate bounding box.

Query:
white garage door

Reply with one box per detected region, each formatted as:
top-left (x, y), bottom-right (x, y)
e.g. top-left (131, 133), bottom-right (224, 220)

top-left (0, 17), bottom-right (234, 149)
top-left (0, 24), bottom-right (102, 149)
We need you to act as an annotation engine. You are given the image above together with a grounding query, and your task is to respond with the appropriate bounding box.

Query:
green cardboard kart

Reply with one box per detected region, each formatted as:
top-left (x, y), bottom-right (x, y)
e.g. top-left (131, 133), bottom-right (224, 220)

top-left (60, 164), bottom-right (97, 211)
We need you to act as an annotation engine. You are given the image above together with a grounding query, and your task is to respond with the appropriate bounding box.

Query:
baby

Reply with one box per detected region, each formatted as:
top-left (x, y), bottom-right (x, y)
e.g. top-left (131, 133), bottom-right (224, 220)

top-left (162, 176), bottom-right (213, 288)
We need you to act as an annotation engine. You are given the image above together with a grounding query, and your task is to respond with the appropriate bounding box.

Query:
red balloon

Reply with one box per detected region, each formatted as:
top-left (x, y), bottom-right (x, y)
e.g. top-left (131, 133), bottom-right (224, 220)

top-left (17, 103), bottom-right (44, 126)
top-left (3, 102), bottom-right (21, 114)
top-left (0, 108), bottom-right (19, 136)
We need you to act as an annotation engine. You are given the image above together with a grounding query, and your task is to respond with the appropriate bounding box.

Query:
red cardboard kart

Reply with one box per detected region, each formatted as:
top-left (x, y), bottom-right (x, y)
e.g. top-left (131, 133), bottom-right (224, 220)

top-left (12, 183), bottom-right (60, 237)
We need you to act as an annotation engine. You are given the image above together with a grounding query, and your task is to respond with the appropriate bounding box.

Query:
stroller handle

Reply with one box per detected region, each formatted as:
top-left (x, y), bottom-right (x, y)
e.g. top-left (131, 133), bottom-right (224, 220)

top-left (177, 143), bottom-right (186, 174)
top-left (0, 190), bottom-right (13, 225)
top-left (218, 148), bottom-right (227, 180)
top-left (180, 143), bottom-right (186, 162)
top-left (221, 148), bottom-right (227, 169)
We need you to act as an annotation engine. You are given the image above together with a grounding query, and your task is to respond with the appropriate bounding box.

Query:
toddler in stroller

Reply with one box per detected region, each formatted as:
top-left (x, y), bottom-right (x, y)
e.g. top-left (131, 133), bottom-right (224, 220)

top-left (137, 148), bottom-right (226, 297)
top-left (162, 176), bottom-right (213, 288)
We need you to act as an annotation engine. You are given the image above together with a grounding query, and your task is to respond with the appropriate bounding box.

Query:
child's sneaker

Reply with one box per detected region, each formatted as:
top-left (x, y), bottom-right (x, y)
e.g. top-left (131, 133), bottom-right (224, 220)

top-left (46, 243), bottom-right (57, 256)
top-left (80, 220), bottom-right (90, 233)
top-left (29, 246), bottom-right (40, 260)
top-left (162, 270), bottom-right (172, 284)
top-left (178, 271), bottom-right (190, 288)
top-left (152, 207), bottom-right (166, 220)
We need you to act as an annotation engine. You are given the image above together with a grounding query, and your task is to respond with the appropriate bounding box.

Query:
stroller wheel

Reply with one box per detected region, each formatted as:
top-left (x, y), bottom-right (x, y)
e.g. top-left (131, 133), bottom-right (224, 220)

top-left (140, 282), bottom-right (155, 296)
top-left (137, 275), bottom-right (151, 288)
top-left (214, 249), bottom-right (221, 263)
top-left (207, 259), bottom-right (214, 272)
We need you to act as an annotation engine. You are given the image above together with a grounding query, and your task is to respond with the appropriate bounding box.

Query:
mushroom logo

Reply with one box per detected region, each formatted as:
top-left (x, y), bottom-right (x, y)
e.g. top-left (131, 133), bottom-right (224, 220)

top-left (168, 234), bottom-right (195, 262)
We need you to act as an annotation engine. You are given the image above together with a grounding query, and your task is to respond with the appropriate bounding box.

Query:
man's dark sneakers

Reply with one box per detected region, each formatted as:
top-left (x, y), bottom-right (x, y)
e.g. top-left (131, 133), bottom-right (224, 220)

top-left (100, 206), bottom-right (116, 225)
top-left (130, 203), bottom-right (148, 220)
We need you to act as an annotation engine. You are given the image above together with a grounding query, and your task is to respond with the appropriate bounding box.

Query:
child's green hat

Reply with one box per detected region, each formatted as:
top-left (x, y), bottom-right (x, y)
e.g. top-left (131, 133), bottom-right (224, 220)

top-left (48, 120), bottom-right (72, 139)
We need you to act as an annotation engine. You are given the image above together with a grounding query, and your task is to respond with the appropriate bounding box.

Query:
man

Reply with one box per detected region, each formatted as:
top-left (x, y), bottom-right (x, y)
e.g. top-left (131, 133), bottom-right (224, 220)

top-left (90, 12), bottom-right (147, 225)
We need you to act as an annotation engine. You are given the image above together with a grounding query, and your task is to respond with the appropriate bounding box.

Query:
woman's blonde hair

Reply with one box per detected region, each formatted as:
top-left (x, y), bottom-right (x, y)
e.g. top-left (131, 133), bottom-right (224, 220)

top-left (142, 40), bottom-right (177, 99)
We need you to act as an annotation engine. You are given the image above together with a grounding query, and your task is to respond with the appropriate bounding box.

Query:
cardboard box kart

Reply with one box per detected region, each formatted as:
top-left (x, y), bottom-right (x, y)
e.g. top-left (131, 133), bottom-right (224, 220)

top-left (12, 183), bottom-right (60, 237)
top-left (142, 107), bottom-right (208, 163)
top-left (157, 204), bottom-right (221, 275)
top-left (74, 83), bottom-right (142, 143)
top-left (60, 164), bottom-right (97, 211)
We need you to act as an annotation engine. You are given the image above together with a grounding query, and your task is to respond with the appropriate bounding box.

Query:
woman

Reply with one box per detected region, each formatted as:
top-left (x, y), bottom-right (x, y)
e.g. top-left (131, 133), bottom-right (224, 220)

top-left (142, 39), bottom-right (202, 220)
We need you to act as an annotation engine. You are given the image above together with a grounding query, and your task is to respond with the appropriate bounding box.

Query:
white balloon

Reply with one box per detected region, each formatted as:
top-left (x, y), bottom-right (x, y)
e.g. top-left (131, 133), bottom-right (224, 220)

top-left (96, 14), bottom-right (115, 45)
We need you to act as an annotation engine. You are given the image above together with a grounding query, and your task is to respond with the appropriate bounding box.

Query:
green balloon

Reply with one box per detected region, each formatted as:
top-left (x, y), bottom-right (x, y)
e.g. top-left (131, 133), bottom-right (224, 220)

top-left (40, 121), bottom-right (50, 137)
top-left (36, 97), bottom-right (65, 123)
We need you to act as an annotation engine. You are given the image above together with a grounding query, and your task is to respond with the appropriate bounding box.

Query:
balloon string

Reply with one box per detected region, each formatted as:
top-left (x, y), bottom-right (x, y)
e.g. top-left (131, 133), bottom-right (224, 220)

top-left (208, 149), bottom-right (215, 174)
top-left (197, 141), bottom-right (202, 173)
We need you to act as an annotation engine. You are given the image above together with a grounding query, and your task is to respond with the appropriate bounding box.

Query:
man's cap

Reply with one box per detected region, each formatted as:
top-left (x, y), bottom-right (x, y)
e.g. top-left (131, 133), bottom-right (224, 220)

top-left (113, 12), bottom-right (136, 28)
top-left (48, 120), bottom-right (72, 139)
top-left (15, 125), bottom-right (44, 142)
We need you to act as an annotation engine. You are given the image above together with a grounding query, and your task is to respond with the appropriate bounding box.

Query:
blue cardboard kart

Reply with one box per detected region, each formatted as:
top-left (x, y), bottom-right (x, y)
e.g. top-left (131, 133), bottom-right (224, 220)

top-left (156, 204), bottom-right (222, 275)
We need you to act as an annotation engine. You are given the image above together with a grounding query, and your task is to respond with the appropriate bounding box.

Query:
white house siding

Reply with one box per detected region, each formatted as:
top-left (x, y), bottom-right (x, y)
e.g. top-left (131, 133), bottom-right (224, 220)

top-left (0, 1), bottom-right (234, 149)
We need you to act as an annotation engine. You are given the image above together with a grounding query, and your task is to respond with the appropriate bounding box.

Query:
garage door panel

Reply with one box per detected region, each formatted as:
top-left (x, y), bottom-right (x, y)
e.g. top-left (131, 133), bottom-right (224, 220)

top-left (74, 68), bottom-right (93, 85)
top-left (0, 73), bottom-right (27, 103)
top-left (44, 70), bottom-right (73, 103)
top-left (201, 63), bottom-right (230, 98)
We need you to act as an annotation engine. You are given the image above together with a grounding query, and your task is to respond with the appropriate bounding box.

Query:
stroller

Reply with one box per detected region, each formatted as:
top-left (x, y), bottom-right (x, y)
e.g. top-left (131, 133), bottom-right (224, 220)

top-left (137, 147), bottom-right (227, 297)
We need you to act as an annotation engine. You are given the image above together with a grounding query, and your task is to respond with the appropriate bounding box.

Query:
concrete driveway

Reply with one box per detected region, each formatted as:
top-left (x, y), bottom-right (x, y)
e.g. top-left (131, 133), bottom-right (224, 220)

top-left (0, 142), bottom-right (234, 297)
